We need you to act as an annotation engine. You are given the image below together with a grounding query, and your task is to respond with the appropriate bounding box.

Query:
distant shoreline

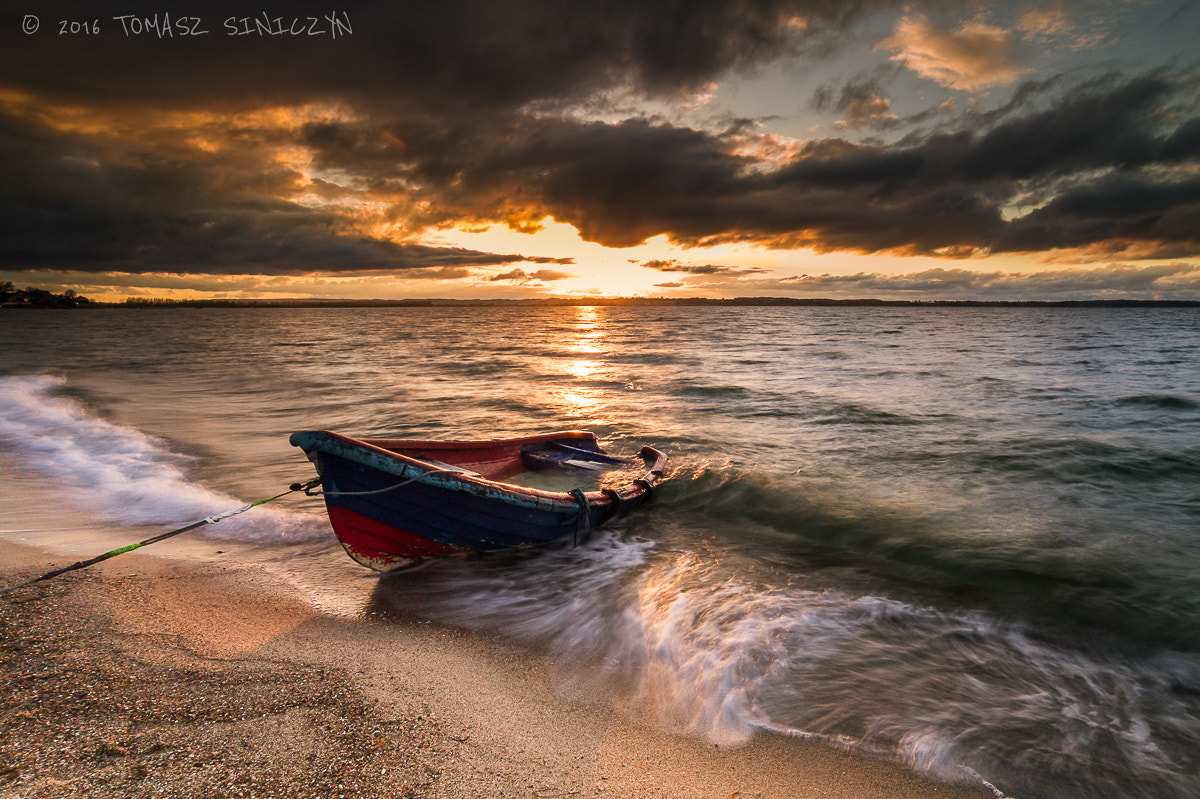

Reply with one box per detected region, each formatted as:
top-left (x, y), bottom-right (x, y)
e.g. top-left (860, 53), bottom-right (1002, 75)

top-left (7, 296), bottom-right (1199, 309)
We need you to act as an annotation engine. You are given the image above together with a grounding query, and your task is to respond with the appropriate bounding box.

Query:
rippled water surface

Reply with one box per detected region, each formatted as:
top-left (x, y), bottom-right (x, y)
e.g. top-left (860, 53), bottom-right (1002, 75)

top-left (2, 305), bottom-right (1199, 799)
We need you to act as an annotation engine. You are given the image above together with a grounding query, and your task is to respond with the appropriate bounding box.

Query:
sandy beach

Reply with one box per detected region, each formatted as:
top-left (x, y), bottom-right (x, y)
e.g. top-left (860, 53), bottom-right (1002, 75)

top-left (1, 538), bottom-right (991, 799)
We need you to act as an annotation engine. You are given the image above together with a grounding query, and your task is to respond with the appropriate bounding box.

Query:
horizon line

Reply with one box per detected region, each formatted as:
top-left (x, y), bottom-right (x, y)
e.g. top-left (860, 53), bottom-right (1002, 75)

top-left (74, 296), bottom-right (1200, 308)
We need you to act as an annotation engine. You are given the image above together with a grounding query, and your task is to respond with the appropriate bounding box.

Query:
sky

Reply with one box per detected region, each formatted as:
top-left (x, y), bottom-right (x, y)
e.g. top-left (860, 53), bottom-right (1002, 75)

top-left (1, 0), bottom-right (1199, 302)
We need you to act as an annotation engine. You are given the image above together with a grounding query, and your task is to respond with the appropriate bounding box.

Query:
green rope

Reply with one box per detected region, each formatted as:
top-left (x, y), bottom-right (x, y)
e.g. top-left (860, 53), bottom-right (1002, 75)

top-left (567, 488), bottom-right (589, 547)
top-left (0, 478), bottom-right (321, 596)
top-left (309, 468), bottom-right (462, 497)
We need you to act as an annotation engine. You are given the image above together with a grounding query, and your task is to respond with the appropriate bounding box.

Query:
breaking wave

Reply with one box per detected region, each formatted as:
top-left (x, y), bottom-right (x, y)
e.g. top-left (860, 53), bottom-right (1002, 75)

top-left (373, 531), bottom-right (1200, 799)
top-left (0, 374), bottom-right (327, 542)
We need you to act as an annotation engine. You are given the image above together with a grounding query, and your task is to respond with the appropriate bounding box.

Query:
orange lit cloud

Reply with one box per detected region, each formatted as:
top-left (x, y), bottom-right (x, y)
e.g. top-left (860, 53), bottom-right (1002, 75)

top-left (877, 14), bottom-right (1031, 91)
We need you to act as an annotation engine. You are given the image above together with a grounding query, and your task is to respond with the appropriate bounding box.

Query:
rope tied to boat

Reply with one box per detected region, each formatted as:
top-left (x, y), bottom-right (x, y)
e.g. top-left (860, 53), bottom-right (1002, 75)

top-left (568, 489), bottom-right (589, 547)
top-left (600, 488), bottom-right (624, 525)
top-left (0, 477), bottom-right (322, 596)
top-left (303, 468), bottom-right (463, 497)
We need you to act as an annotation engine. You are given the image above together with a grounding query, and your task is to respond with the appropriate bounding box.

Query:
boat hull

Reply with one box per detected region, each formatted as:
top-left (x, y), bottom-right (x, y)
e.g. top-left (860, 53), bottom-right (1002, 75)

top-left (290, 430), bottom-right (667, 570)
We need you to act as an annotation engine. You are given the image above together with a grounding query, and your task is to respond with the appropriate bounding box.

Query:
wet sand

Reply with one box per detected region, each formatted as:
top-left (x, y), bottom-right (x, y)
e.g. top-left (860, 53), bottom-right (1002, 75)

top-left (0, 539), bottom-right (991, 799)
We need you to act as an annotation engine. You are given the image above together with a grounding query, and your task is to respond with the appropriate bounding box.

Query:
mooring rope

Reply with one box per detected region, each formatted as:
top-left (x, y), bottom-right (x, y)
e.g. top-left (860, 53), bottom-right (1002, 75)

top-left (0, 477), bottom-right (321, 595)
top-left (306, 468), bottom-right (463, 497)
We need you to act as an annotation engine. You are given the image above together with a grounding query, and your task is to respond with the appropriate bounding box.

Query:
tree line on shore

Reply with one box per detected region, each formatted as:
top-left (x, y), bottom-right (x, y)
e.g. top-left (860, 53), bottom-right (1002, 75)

top-left (2, 282), bottom-right (1197, 309)
top-left (0, 282), bottom-right (95, 308)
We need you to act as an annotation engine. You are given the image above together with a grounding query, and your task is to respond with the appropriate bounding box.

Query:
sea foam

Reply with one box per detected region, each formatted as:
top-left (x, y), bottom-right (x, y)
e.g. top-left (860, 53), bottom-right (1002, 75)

top-left (0, 375), bottom-right (328, 542)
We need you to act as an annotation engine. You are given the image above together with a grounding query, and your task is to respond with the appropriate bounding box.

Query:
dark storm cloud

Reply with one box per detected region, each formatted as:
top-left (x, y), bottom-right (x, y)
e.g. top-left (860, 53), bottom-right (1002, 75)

top-left (530, 71), bottom-right (1200, 254)
top-left (929, 73), bottom-right (1191, 181)
top-left (301, 64), bottom-right (1194, 250)
top-left (0, 67), bottom-right (575, 275)
top-left (0, 108), bottom-right (561, 275)
top-left (0, 0), bottom-right (908, 276)
top-left (997, 174), bottom-right (1200, 254)
top-left (811, 70), bottom-right (902, 131)
top-left (2, 0), bottom-right (1199, 279)
top-left (314, 69), bottom-right (1194, 255)
top-left (3, 0), bottom-right (893, 110)
top-left (739, 72), bottom-right (1199, 253)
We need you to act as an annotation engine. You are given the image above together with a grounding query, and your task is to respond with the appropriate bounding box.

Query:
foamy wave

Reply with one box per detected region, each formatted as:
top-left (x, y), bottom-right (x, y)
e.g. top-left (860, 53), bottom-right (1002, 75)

top-left (377, 537), bottom-right (1200, 798)
top-left (615, 552), bottom-right (1200, 799)
top-left (0, 375), bottom-right (328, 542)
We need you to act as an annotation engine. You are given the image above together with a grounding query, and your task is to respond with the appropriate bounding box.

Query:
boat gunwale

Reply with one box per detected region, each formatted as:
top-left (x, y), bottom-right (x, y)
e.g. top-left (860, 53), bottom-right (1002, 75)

top-left (360, 429), bottom-right (600, 458)
top-left (290, 430), bottom-right (667, 508)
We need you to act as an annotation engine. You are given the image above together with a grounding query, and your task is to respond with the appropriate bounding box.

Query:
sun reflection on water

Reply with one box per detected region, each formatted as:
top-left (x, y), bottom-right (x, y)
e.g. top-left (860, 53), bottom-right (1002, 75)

top-left (555, 388), bottom-right (604, 411)
top-left (568, 306), bottom-right (606, 354)
top-left (566, 359), bottom-right (603, 379)
top-left (551, 306), bottom-right (613, 422)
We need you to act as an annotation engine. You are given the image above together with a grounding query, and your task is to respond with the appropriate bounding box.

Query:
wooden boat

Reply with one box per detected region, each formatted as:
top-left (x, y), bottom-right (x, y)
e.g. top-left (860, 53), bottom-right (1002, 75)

top-left (289, 430), bottom-right (668, 570)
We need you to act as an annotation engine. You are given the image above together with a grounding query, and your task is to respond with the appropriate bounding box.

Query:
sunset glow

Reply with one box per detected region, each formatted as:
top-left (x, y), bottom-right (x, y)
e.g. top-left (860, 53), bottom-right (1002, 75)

top-left (2, 1), bottom-right (1198, 302)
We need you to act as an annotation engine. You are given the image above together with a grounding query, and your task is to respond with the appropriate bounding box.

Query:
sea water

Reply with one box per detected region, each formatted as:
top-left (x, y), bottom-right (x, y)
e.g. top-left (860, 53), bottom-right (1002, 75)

top-left (1, 305), bottom-right (1198, 799)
